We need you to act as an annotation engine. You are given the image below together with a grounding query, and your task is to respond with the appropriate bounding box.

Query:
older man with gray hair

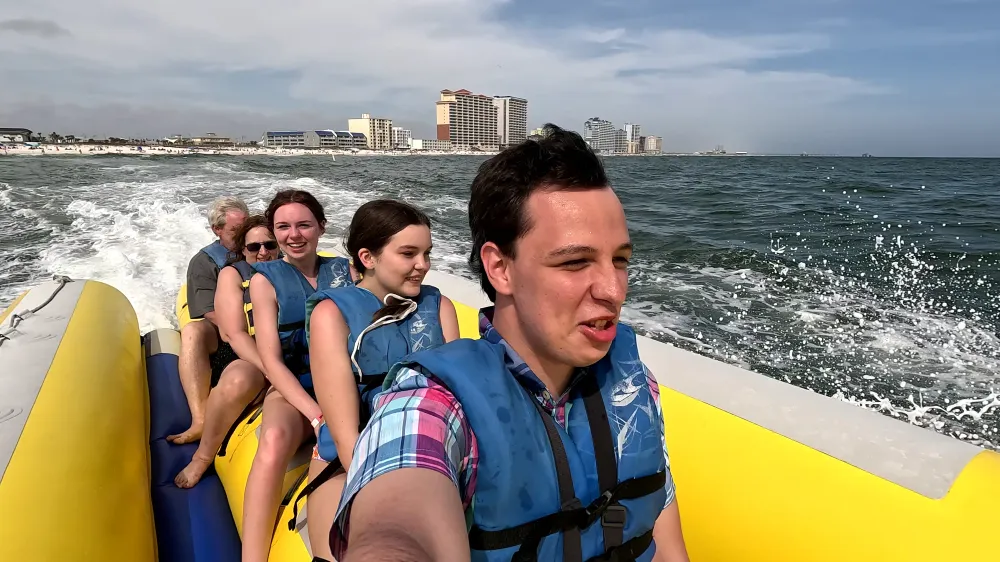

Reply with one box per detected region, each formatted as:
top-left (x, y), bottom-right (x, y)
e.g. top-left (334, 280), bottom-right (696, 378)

top-left (169, 196), bottom-right (249, 444)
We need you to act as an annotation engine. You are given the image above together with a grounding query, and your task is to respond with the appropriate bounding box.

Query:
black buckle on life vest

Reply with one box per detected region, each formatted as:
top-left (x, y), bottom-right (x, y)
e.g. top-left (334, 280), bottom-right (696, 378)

top-left (601, 504), bottom-right (627, 528)
top-left (585, 490), bottom-right (614, 521)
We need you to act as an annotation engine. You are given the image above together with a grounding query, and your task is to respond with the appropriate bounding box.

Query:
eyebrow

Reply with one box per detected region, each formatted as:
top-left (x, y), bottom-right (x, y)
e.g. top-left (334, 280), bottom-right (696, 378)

top-left (398, 245), bottom-right (430, 251)
top-left (547, 242), bottom-right (632, 258)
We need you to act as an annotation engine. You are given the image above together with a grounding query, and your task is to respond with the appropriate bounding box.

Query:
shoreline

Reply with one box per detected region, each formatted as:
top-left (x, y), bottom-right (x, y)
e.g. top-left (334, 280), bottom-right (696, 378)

top-left (0, 144), bottom-right (499, 157)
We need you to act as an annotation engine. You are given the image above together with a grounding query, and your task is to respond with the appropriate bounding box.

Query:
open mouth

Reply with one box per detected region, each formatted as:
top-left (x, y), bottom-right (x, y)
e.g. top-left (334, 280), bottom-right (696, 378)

top-left (580, 317), bottom-right (617, 343)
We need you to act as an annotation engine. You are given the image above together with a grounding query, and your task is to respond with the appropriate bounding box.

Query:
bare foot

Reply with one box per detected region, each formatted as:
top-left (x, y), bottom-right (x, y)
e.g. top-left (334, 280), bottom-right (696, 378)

top-left (174, 454), bottom-right (214, 488)
top-left (167, 422), bottom-right (204, 445)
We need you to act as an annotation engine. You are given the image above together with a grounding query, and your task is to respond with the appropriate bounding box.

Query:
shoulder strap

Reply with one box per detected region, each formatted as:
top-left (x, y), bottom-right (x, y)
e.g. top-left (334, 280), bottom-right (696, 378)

top-left (233, 260), bottom-right (255, 283)
top-left (201, 241), bottom-right (230, 269)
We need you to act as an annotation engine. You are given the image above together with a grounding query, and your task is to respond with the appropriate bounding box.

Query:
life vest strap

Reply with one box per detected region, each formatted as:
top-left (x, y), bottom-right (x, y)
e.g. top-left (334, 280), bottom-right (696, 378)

top-left (583, 528), bottom-right (653, 562)
top-left (278, 320), bottom-right (305, 333)
top-left (468, 470), bottom-right (666, 551)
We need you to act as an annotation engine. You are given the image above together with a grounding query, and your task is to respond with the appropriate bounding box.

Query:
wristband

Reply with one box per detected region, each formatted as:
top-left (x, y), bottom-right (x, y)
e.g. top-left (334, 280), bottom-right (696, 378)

top-left (311, 414), bottom-right (324, 429)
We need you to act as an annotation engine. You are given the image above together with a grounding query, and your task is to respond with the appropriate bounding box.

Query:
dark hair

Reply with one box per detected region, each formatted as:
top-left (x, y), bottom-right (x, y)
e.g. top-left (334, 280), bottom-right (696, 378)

top-left (346, 199), bottom-right (432, 321)
top-left (265, 189), bottom-right (327, 231)
top-left (225, 214), bottom-right (272, 265)
top-left (468, 123), bottom-right (609, 301)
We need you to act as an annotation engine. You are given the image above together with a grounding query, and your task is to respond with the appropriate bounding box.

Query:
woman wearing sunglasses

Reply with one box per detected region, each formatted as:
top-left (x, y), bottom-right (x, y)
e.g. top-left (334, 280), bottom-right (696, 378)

top-left (174, 214), bottom-right (279, 488)
top-left (299, 199), bottom-right (460, 562)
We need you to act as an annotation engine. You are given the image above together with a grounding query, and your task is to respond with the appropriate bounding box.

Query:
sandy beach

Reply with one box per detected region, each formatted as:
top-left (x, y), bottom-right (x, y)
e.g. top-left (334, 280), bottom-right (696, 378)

top-left (0, 144), bottom-right (496, 157)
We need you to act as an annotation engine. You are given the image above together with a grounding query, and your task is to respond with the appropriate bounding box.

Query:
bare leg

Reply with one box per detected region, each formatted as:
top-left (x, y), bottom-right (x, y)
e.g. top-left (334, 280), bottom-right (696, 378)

top-left (168, 320), bottom-right (219, 444)
top-left (242, 390), bottom-right (311, 562)
top-left (306, 460), bottom-right (347, 562)
top-left (174, 360), bottom-right (267, 488)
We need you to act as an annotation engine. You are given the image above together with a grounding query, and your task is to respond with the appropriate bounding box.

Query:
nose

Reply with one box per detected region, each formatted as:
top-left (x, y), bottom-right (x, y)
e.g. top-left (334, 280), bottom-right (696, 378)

top-left (591, 260), bottom-right (627, 307)
top-left (414, 255), bottom-right (429, 271)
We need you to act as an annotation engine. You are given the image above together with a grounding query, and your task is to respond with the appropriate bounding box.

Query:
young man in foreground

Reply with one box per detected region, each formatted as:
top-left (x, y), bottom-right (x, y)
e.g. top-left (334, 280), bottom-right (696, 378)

top-left (331, 125), bottom-right (689, 562)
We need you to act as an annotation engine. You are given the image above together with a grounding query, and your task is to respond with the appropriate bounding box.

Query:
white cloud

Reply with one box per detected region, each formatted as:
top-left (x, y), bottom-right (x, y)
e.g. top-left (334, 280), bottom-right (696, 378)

top-left (0, 0), bottom-right (889, 151)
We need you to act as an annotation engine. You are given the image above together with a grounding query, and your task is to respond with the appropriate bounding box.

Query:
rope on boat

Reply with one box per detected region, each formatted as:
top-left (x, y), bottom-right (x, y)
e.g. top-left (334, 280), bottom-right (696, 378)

top-left (0, 276), bottom-right (73, 347)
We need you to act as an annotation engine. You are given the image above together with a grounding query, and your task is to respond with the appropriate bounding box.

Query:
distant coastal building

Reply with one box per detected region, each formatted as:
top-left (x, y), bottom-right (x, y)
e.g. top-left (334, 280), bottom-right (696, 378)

top-left (623, 123), bottom-right (641, 144)
top-left (409, 139), bottom-right (452, 151)
top-left (615, 129), bottom-right (628, 154)
top-left (493, 95), bottom-right (528, 148)
top-left (436, 89), bottom-right (498, 150)
top-left (191, 133), bottom-right (232, 146)
top-left (0, 128), bottom-right (32, 143)
top-left (643, 135), bottom-right (663, 154)
top-left (261, 130), bottom-right (366, 149)
top-left (348, 113), bottom-right (393, 150)
top-left (391, 126), bottom-right (412, 149)
top-left (583, 118), bottom-right (616, 154)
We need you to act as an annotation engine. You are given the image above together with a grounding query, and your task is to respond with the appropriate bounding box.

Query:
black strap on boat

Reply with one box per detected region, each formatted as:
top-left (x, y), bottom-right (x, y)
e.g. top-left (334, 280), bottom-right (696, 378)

top-left (581, 375), bottom-right (624, 550)
top-left (284, 373), bottom-right (385, 531)
top-left (287, 457), bottom-right (344, 531)
top-left (469, 375), bottom-right (665, 561)
top-left (281, 470), bottom-right (309, 511)
top-left (217, 388), bottom-right (267, 458)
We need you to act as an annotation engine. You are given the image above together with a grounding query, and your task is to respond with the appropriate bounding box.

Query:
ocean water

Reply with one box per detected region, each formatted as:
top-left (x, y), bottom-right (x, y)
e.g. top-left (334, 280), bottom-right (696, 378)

top-left (1, 154), bottom-right (998, 448)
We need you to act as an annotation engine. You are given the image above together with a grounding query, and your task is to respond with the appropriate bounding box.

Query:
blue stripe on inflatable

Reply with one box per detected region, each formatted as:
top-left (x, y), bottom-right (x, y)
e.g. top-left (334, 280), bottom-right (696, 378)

top-left (145, 344), bottom-right (242, 562)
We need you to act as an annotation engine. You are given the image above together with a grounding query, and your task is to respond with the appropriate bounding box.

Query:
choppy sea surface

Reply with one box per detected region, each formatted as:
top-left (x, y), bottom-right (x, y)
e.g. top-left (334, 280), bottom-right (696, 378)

top-left (1, 154), bottom-right (998, 448)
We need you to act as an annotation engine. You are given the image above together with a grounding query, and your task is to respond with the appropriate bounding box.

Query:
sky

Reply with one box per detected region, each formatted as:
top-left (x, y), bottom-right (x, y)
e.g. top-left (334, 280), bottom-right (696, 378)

top-left (0, 0), bottom-right (997, 156)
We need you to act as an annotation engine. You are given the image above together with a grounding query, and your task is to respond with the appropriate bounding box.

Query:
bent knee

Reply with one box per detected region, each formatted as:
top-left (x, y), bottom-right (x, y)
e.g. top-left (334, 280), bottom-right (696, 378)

top-left (257, 425), bottom-right (297, 465)
top-left (218, 364), bottom-right (263, 398)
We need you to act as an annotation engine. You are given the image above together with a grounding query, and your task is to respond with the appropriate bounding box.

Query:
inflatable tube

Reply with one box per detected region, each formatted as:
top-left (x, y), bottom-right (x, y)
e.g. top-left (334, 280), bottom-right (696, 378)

top-left (144, 328), bottom-right (242, 562)
top-left (0, 279), bottom-right (156, 561)
top-left (4, 259), bottom-right (996, 560)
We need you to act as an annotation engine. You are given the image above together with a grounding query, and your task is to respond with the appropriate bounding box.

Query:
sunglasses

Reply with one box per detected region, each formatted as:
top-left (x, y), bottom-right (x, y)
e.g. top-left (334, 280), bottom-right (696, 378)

top-left (246, 241), bottom-right (278, 252)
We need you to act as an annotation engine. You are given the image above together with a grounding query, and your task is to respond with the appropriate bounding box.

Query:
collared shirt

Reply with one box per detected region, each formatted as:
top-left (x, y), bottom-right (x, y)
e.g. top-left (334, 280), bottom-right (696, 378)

top-left (331, 308), bottom-right (676, 557)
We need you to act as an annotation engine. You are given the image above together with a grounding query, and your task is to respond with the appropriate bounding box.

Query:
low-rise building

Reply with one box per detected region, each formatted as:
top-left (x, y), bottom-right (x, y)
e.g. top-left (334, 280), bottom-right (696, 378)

top-left (0, 128), bottom-right (33, 143)
top-left (191, 132), bottom-right (233, 146)
top-left (409, 139), bottom-right (452, 151)
top-left (261, 130), bottom-right (367, 149)
top-left (391, 127), bottom-right (412, 149)
top-left (643, 135), bottom-right (663, 154)
top-left (348, 113), bottom-right (393, 150)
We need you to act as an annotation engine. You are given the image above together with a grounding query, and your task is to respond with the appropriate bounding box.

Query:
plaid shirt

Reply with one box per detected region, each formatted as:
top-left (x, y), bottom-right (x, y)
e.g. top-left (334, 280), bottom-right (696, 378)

top-left (331, 308), bottom-right (676, 557)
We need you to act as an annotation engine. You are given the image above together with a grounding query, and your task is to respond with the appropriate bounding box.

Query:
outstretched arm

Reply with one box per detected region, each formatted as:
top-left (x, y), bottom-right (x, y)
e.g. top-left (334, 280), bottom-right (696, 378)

top-left (342, 468), bottom-right (470, 562)
top-left (653, 500), bottom-right (689, 562)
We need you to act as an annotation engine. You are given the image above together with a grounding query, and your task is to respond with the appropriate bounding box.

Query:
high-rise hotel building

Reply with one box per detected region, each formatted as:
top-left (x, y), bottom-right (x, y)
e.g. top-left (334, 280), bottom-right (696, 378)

top-left (494, 95), bottom-right (528, 148)
top-left (436, 89), bottom-right (499, 150)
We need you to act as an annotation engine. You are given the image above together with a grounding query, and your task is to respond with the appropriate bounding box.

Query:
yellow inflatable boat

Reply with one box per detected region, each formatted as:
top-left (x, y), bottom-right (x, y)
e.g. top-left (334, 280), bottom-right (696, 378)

top-left (2, 270), bottom-right (999, 561)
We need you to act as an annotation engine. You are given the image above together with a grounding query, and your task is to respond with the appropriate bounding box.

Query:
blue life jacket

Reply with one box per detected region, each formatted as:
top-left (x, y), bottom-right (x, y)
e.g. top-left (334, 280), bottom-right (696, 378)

top-left (284, 284), bottom-right (448, 529)
top-left (388, 323), bottom-right (667, 562)
top-left (230, 260), bottom-right (256, 336)
top-left (200, 240), bottom-right (230, 270)
top-left (306, 284), bottom-right (445, 410)
top-left (253, 256), bottom-right (353, 390)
